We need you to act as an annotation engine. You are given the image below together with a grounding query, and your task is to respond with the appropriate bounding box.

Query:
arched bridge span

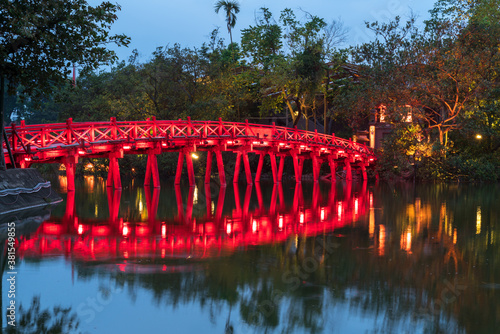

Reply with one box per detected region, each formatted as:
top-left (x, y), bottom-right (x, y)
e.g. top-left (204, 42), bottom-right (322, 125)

top-left (4, 117), bottom-right (376, 190)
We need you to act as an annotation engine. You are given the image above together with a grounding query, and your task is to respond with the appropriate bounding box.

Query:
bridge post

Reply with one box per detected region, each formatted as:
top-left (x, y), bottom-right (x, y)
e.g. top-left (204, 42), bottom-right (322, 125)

top-left (216, 150), bottom-right (226, 186)
top-left (269, 152), bottom-right (278, 184)
top-left (344, 160), bottom-right (352, 181)
top-left (144, 154), bottom-right (160, 188)
top-left (185, 151), bottom-right (195, 187)
top-left (233, 152), bottom-right (242, 183)
top-left (292, 154), bottom-right (303, 183)
top-left (243, 152), bottom-right (252, 185)
top-left (107, 156), bottom-right (122, 189)
top-left (175, 152), bottom-right (184, 185)
top-left (360, 163), bottom-right (367, 181)
top-left (277, 156), bottom-right (285, 183)
top-left (329, 157), bottom-right (336, 182)
top-left (255, 153), bottom-right (264, 183)
top-left (205, 151), bottom-right (212, 184)
top-left (312, 154), bottom-right (322, 183)
top-left (174, 150), bottom-right (195, 187)
top-left (64, 159), bottom-right (76, 192)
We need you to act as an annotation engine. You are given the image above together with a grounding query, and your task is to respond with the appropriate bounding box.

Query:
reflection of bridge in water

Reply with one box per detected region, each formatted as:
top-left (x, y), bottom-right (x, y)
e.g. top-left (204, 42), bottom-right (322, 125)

top-left (17, 182), bottom-right (371, 265)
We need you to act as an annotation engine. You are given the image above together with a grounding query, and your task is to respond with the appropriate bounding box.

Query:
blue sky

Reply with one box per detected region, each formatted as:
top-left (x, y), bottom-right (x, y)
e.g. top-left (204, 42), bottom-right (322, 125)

top-left (93, 0), bottom-right (437, 63)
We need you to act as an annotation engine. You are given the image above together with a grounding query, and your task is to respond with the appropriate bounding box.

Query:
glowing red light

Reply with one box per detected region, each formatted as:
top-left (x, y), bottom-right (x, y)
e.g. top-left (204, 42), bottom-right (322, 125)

top-left (77, 224), bottom-right (84, 235)
top-left (123, 145), bottom-right (132, 150)
top-left (122, 226), bottom-right (130, 236)
top-left (226, 223), bottom-right (232, 235)
top-left (78, 150), bottom-right (86, 155)
top-left (161, 224), bottom-right (167, 238)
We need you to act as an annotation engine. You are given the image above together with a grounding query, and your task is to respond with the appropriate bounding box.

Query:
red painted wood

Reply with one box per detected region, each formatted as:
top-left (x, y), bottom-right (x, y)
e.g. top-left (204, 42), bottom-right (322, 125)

top-left (255, 153), bottom-right (264, 183)
top-left (175, 152), bottom-right (184, 185)
top-left (64, 160), bottom-right (75, 191)
top-left (3, 118), bottom-right (376, 183)
top-left (270, 152), bottom-right (277, 184)
top-left (242, 152), bottom-right (252, 185)
top-left (216, 150), bottom-right (226, 186)
top-left (205, 151), bottom-right (212, 184)
top-left (345, 160), bottom-right (352, 181)
top-left (185, 152), bottom-right (195, 187)
top-left (278, 156), bottom-right (285, 183)
top-left (234, 152), bottom-right (241, 184)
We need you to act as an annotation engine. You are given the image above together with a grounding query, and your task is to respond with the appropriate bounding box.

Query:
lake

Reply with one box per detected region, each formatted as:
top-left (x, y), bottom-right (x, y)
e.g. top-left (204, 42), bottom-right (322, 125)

top-left (1, 177), bottom-right (499, 334)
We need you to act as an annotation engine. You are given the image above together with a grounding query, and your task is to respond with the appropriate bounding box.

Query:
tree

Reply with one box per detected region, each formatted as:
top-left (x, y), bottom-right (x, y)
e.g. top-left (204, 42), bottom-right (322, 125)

top-left (214, 0), bottom-right (241, 44)
top-left (0, 0), bottom-right (130, 169)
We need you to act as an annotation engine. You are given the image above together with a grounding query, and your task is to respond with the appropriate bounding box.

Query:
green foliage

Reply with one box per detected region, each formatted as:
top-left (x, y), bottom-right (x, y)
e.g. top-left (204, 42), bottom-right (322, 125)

top-left (0, 0), bottom-right (130, 97)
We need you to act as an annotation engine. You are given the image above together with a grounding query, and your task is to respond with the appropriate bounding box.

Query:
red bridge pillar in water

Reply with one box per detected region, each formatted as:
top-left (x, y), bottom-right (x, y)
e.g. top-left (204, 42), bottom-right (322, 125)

top-left (328, 156), bottom-right (336, 182)
top-left (107, 156), bottom-right (122, 189)
top-left (292, 153), bottom-right (304, 183)
top-left (233, 151), bottom-right (252, 185)
top-left (204, 149), bottom-right (227, 186)
top-left (175, 149), bottom-right (195, 187)
top-left (344, 159), bottom-right (352, 181)
top-left (144, 150), bottom-right (160, 188)
top-left (63, 155), bottom-right (77, 192)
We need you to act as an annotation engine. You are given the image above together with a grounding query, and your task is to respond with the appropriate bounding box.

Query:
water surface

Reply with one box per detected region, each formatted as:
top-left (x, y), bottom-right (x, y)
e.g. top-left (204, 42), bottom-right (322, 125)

top-left (2, 177), bottom-right (499, 334)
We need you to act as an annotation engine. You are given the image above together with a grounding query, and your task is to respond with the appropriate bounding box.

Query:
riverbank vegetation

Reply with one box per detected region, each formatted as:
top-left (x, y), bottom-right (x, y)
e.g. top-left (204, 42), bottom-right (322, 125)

top-left (4, 0), bottom-right (500, 182)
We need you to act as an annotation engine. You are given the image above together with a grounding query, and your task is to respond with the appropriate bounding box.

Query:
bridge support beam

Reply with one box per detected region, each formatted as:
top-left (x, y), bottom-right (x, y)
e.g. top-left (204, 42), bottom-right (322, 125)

top-left (175, 151), bottom-right (195, 187)
top-left (107, 156), bottom-right (122, 189)
top-left (64, 159), bottom-right (76, 192)
top-left (205, 151), bottom-right (212, 184)
top-left (344, 160), bottom-right (352, 181)
top-left (216, 150), bottom-right (226, 187)
top-left (312, 154), bottom-right (322, 183)
top-left (144, 154), bottom-right (160, 188)
top-left (278, 156), bottom-right (285, 183)
top-left (243, 152), bottom-right (252, 185)
top-left (269, 153), bottom-right (278, 184)
top-left (255, 153), bottom-right (264, 183)
top-left (233, 152), bottom-right (241, 183)
top-left (292, 154), bottom-right (304, 183)
top-left (329, 157), bottom-right (336, 182)
top-left (360, 163), bottom-right (367, 181)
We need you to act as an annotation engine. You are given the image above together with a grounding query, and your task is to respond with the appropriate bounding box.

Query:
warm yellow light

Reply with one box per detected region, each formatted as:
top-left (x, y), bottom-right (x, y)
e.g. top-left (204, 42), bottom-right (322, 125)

top-left (476, 206), bottom-right (481, 234)
top-left (191, 153), bottom-right (199, 159)
top-left (476, 134), bottom-right (482, 139)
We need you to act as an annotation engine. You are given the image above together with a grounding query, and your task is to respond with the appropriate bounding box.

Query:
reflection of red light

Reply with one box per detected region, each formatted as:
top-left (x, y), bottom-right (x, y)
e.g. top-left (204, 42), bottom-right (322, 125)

top-left (161, 225), bottom-right (167, 238)
top-left (43, 223), bottom-right (62, 235)
top-left (122, 226), bottom-right (130, 237)
top-left (278, 216), bottom-right (283, 229)
top-left (354, 198), bottom-right (359, 215)
top-left (123, 251), bottom-right (129, 258)
top-left (77, 224), bottom-right (84, 235)
top-left (252, 220), bottom-right (258, 233)
top-left (78, 150), bottom-right (86, 155)
top-left (93, 226), bottom-right (109, 236)
top-left (299, 213), bottom-right (304, 224)
top-left (136, 226), bottom-right (149, 237)
top-left (226, 223), bottom-right (232, 234)
top-left (320, 208), bottom-right (325, 221)
top-left (123, 145), bottom-right (132, 150)
top-left (337, 202), bottom-right (342, 217)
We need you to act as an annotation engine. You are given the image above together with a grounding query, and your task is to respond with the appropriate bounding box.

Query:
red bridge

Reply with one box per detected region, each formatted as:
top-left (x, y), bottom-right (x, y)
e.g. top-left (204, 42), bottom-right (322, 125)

top-left (4, 118), bottom-right (376, 190)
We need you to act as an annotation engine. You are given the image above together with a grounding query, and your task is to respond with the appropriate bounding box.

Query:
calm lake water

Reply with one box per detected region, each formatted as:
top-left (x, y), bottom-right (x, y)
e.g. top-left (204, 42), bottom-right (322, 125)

top-left (1, 176), bottom-right (499, 334)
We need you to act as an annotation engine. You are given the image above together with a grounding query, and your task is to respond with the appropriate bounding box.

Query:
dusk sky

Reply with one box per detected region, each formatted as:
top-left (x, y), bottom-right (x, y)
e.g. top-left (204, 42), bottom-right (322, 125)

top-left (95, 0), bottom-right (437, 63)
